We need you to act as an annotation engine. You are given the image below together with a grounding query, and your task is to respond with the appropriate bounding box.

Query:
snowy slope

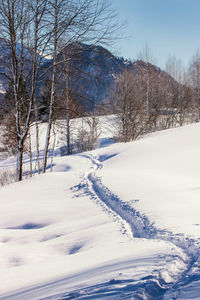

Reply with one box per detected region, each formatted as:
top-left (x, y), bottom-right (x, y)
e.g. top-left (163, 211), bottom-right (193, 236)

top-left (95, 123), bottom-right (200, 237)
top-left (0, 120), bottom-right (200, 299)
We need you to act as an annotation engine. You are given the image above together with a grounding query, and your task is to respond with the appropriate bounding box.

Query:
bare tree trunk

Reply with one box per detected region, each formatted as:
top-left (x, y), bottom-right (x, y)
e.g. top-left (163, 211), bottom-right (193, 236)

top-left (35, 103), bottom-right (40, 173)
top-left (65, 58), bottom-right (71, 155)
top-left (43, 0), bottom-right (58, 173)
top-left (28, 132), bottom-right (33, 177)
top-left (66, 97), bottom-right (71, 155)
top-left (16, 139), bottom-right (24, 181)
top-left (42, 86), bottom-right (54, 172)
top-left (50, 123), bottom-right (56, 172)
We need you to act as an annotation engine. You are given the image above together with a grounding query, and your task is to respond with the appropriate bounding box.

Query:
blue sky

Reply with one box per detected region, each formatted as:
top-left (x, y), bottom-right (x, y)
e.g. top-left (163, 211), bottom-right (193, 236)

top-left (112, 0), bottom-right (200, 69)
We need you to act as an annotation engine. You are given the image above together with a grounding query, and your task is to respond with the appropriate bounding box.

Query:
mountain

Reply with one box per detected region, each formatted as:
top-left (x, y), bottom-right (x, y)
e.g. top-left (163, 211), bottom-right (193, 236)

top-left (0, 40), bottom-right (12, 93)
top-left (39, 43), bottom-right (127, 109)
top-left (62, 43), bottom-right (126, 107)
top-left (0, 42), bottom-right (178, 110)
top-left (40, 43), bottom-right (180, 110)
top-left (0, 39), bottom-right (48, 95)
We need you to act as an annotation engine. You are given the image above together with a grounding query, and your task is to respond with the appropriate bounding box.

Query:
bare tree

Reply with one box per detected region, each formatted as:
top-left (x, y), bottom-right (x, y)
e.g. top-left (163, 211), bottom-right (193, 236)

top-left (0, 0), bottom-right (49, 181)
top-left (42, 0), bottom-right (121, 172)
top-left (76, 114), bottom-right (101, 152)
top-left (110, 69), bottom-right (147, 142)
top-left (0, 0), bottom-right (31, 181)
top-left (137, 44), bottom-right (156, 114)
top-left (28, 0), bottom-right (49, 174)
top-left (42, 0), bottom-right (58, 172)
top-left (188, 50), bottom-right (200, 121)
top-left (59, 46), bottom-right (73, 155)
top-left (166, 56), bottom-right (191, 126)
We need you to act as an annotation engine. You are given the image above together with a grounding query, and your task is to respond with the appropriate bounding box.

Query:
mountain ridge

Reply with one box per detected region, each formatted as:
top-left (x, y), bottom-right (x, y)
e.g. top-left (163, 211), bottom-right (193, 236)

top-left (0, 42), bottom-right (178, 110)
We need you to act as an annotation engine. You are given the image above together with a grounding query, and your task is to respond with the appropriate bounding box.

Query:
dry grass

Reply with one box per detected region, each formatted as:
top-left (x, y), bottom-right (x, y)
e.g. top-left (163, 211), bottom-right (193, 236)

top-left (0, 169), bottom-right (16, 187)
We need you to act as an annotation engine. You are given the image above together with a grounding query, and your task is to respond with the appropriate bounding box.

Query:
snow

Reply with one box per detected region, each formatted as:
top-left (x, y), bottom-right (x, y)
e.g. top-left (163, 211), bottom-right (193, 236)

top-left (96, 123), bottom-right (200, 237)
top-left (0, 117), bottom-right (200, 298)
top-left (0, 83), bottom-right (5, 94)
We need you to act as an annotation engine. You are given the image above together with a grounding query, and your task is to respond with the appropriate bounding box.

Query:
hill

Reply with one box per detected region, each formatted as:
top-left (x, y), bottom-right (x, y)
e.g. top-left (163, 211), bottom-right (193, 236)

top-left (0, 119), bottom-right (200, 299)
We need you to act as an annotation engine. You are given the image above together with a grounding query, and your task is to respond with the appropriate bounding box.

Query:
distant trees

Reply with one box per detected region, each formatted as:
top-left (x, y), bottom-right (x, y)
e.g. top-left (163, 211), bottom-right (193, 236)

top-left (188, 51), bottom-right (200, 121)
top-left (110, 65), bottom-right (167, 142)
top-left (111, 69), bottom-right (146, 142)
top-left (165, 56), bottom-right (191, 126)
top-left (109, 55), bottom-right (195, 142)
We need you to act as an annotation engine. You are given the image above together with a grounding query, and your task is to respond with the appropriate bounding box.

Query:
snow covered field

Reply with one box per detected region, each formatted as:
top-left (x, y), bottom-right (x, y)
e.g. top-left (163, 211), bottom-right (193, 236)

top-left (0, 118), bottom-right (200, 299)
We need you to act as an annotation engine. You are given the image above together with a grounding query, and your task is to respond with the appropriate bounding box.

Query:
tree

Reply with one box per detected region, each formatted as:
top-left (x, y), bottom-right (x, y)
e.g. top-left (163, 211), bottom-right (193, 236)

top-left (166, 56), bottom-right (192, 126)
top-left (137, 44), bottom-right (155, 114)
top-left (42, 0), bottom-right (58, 172)
top-left (110, 69), bottom-right (147, 142)
top-left (0, 0), bottom-right (49, 181)
top-left (42, 0), bottom-right (121, 172)
top-left (0, 0), bottom-right (31, 180)
top-left (188, 51), bottom-right (200, 121)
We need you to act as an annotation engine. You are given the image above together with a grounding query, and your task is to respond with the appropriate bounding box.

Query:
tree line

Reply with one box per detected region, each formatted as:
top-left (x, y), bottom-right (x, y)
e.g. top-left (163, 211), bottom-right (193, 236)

top-left (109, 52), bottom-right (200, 142)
